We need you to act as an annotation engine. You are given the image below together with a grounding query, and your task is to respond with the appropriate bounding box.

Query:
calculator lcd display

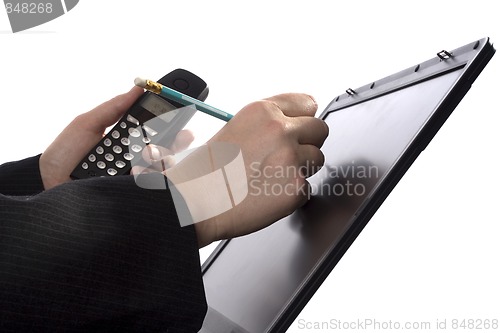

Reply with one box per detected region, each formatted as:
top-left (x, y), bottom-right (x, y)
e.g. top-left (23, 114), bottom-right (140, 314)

top-left (141, 93), bottom-right (178, 121)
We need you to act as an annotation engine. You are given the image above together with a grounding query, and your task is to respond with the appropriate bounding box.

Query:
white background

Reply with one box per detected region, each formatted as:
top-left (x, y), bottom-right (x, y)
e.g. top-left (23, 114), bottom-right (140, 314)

top-left (1, 1), bottom-right (499, 332)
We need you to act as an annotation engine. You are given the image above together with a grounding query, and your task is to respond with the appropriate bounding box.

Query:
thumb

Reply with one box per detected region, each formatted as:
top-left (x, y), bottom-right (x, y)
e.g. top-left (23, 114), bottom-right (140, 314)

top-left (80, 86), bottom-right (144, 134)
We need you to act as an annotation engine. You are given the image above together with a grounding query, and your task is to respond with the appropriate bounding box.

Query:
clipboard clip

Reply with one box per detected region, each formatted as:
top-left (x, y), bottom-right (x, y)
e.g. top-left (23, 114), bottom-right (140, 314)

top-left (437, 50), bottom-right (453, 60)
top-left (346, 88), bottom-right (357, 96)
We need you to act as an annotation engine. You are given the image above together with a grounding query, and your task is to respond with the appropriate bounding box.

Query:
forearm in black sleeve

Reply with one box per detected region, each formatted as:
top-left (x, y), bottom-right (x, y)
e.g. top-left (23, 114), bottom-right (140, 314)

top-left (0, 175), bottom-right (207, 332)
top-left (0, 155), bottom-right (45, 196)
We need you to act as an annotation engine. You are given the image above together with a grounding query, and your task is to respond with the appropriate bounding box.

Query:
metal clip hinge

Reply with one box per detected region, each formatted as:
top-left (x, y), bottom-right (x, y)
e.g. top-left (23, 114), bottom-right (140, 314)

top-left (437, 50), bottom-right (453, 60)
top-left (346, 88), bottom-right (356, 96)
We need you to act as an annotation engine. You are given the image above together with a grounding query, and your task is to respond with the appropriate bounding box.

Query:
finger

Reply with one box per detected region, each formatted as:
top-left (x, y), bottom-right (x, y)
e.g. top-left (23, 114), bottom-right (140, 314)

top-left (81, 86), bottom-right (144, 133)
top-left (149, 156), bottom-right (176, 172)
top-left (140, 129), bottom-right (193, 162)
top-left (296, 144), bottom-right (325, 178)
top-left (142, 144), bottom-right (174, 164)
top-left (130, 165), bottom-right (151, 176)
top-left (170, 129), bottom-right (195, 153)
top-left (264, 93), bottom-right (318, 118)
top-left (131, 155), bottom-right (176, 175)
top-left (297, 180), bottom-right (312, 206)
top-left (290, 116), bottom-right (329, 146)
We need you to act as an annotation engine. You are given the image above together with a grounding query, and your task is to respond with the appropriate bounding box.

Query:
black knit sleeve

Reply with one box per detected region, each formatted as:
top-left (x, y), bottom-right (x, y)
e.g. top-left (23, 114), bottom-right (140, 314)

top-left (0, 155), bottom-right (45, 196)
top-left (0, 174), bottom-right (207, 332)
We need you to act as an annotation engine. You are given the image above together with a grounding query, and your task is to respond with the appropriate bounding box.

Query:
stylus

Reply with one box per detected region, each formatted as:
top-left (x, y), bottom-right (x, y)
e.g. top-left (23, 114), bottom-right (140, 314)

top-left (134, 77), bottom-right (233, 122)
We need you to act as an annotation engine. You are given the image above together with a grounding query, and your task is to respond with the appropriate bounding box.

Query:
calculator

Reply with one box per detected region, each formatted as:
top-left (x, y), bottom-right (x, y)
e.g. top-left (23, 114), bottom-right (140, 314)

top-left (70, 68), bottom-right (209, 179)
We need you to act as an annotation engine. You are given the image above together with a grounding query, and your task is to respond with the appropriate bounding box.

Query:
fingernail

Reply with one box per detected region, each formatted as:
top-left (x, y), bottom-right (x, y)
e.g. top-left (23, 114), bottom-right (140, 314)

top-left (308, 95), bottom-right (318, 108)
top-left (149, 146), bottom-right (161, 160)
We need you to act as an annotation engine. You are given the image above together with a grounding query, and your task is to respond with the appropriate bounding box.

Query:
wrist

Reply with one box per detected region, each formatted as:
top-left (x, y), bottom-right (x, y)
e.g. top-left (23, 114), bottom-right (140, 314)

top-left (165, 167), bottom-right (222, 249)
top-left (164, 142), bottom-right (245, 248)
top-left (39, 153), bottom-right (68, 190)
top-left (193, 218), bottom-right (219, 248)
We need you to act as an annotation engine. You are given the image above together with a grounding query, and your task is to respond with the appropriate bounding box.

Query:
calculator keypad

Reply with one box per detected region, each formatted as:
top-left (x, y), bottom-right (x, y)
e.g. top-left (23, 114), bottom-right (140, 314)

top-left (78, 115), bottom-right (158, 177)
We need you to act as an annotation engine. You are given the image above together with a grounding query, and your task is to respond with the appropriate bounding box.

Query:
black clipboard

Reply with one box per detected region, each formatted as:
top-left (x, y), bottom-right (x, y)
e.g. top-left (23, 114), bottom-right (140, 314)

top-left (199, 38), bottom-right (495, 333)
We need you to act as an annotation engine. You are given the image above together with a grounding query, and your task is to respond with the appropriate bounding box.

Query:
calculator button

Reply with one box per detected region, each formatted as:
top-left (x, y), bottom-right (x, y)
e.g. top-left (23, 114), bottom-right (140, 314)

top-left (88, 154), bottom-right (96, 162)
top-left (111, 130), bottom-right (120, 139)
top-left (131, 144), bottom-right (143, 153)
top-left (96, 146), bottom-right (104, 155)
top-left (127, 115), bottom-right (140, 126)
top-left (115, 160), bottom-right (126, 169)
top-left (105, 153), bottom-right (114, 162)
top-left (143, 125), bottom-right (158, 137)
top-left (103, 138), bottom-right (112, 147)
top-left (128, 127), bottom-right (141, 138)
top-left (121, 138), bottom-right (130, 146)
top-left (107, 168), bottom-right (118, 176)
top-left (123, 153), bottom-right (134, 161)
top-left (120, 121), bottom-right (127, 129)
top-left (142, 137), bottom-right (151, 144)
top-left (81, 162), bottom-right (89, 170)
top-left (113, 145), bottom-right (123, 154)
top-left (97, 161), bottom-right (106, 169)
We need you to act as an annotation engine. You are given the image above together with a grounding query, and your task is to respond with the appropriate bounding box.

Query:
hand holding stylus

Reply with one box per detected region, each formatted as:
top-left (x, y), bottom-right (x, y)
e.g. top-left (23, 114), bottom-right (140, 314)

top-left (40, 86), bottom-right (328, 248)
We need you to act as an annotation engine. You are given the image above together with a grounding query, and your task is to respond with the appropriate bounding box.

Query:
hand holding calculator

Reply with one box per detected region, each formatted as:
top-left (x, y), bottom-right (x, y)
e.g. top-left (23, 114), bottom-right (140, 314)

top-left (70, 69), bottom-right (209, 179)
